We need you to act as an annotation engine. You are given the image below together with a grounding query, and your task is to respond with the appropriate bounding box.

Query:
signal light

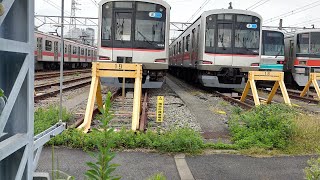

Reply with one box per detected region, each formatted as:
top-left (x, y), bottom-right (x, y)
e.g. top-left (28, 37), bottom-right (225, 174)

top-left (99, 56), bottom-right (110, 60)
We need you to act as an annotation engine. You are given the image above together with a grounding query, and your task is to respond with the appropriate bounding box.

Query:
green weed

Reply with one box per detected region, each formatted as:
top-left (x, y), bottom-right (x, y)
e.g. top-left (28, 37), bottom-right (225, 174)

top-left (35, 105), bottom-right (73, 135)
top-left (229, 104), bottom-right (296, 150)
top-left (305, 157), bottom-right (320, 180)
top-left (147, 173), bottom-right (167, 180)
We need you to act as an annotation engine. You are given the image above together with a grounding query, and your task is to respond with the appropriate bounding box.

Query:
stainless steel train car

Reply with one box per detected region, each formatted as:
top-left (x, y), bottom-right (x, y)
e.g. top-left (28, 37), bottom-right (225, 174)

top-left (260, 29), bottom-right (285, 71)
top-left (284, 29), bottom-right (320, 86)
top-left (35, 31), bottom-right (97, 70)
top-left (169, 9), bottom-right (262, 88)
top-left (97, 0), bottom-right (170, 88)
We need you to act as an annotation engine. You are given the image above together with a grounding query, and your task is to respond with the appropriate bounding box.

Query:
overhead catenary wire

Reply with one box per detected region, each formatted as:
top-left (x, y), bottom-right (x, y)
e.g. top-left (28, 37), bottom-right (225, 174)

top-left (89, 0), bottom-right (99, 7)
top-left (289, 17), bottom-right (320, 27)
top-left (264, 0), bottom-right (320, 24)
top-left (186, 0), bottom-right (212, 23)
top-left (246, 0), bottom-right (270, 10)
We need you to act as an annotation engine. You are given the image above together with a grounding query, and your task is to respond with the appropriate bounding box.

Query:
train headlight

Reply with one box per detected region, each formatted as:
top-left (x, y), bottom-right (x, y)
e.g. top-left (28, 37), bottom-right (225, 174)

top-left (295, 68), bottom-right (305, 74)
top-left (251, 63), bottom-right (260, 67)
top-left (202, 60), bottom-right (213, 65)
top-left (155, 59), bottom-right (166, 63)
top-left (299, 61), bottom-right (307, 65)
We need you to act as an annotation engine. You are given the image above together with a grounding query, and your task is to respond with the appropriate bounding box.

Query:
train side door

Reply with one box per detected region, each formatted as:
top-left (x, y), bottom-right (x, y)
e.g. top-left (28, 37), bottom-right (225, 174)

top-left (215, 23), bottom-right (233, 66)
top-left (54, 41), bottom-right (58, 61)
top-left (37, 37), bottom-right (43, 61)
top-left (113, 10), bottom-right (133, 63)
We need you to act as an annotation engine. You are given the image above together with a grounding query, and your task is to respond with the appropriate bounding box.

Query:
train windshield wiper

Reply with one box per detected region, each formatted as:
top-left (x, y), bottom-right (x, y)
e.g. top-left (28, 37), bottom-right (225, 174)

top-left (137, 30), bottom-right (156, 46)
top-left (275, 48), bottom-right (283, 58)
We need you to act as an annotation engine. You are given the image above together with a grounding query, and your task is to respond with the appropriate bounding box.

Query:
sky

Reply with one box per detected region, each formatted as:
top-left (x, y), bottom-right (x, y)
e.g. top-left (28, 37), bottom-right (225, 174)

top-left (35, 0), bottom-right (320, 38)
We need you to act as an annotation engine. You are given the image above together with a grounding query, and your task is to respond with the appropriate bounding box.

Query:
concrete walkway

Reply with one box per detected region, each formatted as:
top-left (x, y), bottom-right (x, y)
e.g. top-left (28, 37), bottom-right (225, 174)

top-left (36, 147), bottom-right (312, 180)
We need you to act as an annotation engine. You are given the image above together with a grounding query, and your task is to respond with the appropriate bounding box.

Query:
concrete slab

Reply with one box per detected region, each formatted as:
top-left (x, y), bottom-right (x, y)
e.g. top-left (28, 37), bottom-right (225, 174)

top-left (186, 154), bottom-right (312, 180)
top-left (36, 147), bottom-right (180, 180)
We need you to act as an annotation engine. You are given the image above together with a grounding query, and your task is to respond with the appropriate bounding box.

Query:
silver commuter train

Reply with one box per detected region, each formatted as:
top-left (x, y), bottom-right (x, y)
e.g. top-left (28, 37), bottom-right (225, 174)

top-left (260, 29), bottom-right (285, 71)
top-left (97, 0), bottom-right (170, 88)
top-left (35, 31), bottom-right (97, 70)
top-left (284, 29), bottom-right (320, 86)
top-left (169, 9), bottom-right (262, 88)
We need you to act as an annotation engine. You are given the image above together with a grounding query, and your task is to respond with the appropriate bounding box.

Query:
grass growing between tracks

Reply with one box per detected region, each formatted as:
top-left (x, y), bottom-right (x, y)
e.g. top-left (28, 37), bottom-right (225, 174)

top-left (48, 127), bottom-right (204, 154)
top-left (35, 105), bottom-right (73, 135)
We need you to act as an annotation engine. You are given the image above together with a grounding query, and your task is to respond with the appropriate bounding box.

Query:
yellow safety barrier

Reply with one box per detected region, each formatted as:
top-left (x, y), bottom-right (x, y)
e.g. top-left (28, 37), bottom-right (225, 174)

top-left (300, 73), bottom-right (320, 100)
top-left (78, 62), bottom-right (142, 133)
top-left (240, 71), bottom-right (291, 106)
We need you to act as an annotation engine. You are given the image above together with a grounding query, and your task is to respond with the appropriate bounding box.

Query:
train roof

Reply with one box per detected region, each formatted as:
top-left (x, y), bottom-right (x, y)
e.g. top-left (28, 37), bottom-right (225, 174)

top-left (262, 28), bottom-right (284, 34)
top-left (201, 9), bottom-right (262, 20)
top-left (99, 0), bottom-right (171, 9)
top-left (294, 28), bottom-right (320, 34)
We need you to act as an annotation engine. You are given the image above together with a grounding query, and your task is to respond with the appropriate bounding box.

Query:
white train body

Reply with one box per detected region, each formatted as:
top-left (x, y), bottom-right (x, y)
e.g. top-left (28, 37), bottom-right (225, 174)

top-left (169, 9), bottom-right (262, 88)
top-left (98, 0), bottom-right (170, 88)
top-left (284, 29), bottom-right (320, 86)
top-left (260, 29), bottom-right (285, 71)
top-left (35, 31), bottom-right (97, 70)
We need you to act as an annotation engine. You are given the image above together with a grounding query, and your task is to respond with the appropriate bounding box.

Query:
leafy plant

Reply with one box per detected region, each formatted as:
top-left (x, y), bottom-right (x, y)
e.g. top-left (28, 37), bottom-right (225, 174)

top-left (0, 88), bottom-right (4, 98)
top-left (35, 105), bottom-right (73, 135)
top-left (305, 157), bottom-right (320, 180)
top-left (229, 104), bottom-right (296, 149)
top-left (147, 173), bottom-right (167, 180)
top-left (85, 92), bottom-right (121, 180)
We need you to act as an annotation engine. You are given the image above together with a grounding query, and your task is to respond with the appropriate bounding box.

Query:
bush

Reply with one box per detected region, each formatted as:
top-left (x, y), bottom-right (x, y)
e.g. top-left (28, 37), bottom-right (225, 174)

top-left (229, 104), bottom-right (296, 149)
top-left (305, 158), bottom-right (320, 180)
top-left (35, 105), bottom-right (73, 135)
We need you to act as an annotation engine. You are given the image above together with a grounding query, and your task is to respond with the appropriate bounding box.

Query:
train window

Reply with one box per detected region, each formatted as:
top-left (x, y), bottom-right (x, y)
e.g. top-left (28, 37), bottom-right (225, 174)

top-left (173, 45), bottom-right (176, 55)
top-left (68, 45), bottom-right (71, 54)
top-left (310, 32), bottom-right (320, 54)
top-left (178, 41), bottom-right (182, 54)
top-left (88, 50), bottom-right (91, 56)
top-left (217, 24), bottom-right (232, 48)
top-left (81, 48), bottom-right (84, 55)
top-left (297, 33), bottom-right (309, 54)
top-left (102, 3), bottom-right (112, 40)
top-left (236, 15), bottom-right (253, 23)
top-left (64, 46), bottom-right (67, 53)
top-left (186, 35), bottom-right (190, 51)
top-left (85, 49), bottom-right (88, 56)
top-left (206, 28), bottom-right (215, 48)
top-left (182, 37), bottom-right (185, 52)
top-left (191, 29), bottom-right (196, 49)
top-left (115, 2), bottom-right (133, 8)
top-left (235, 29), bottom-right (259, 49)
top-left (115, 12), bottom-right (132, 41)
top-left (137, 2), bottom-right (156, 11)
top-left (73, 47), bottom-right (77, 54)
top-left (45, 40), bottom-right (52, 51)
top-left (197, 25), bottom-right (200, 48)
top-left (218, 14), bottom-right (233, 20)
top-left (78, 47), bottom-right (80, 55)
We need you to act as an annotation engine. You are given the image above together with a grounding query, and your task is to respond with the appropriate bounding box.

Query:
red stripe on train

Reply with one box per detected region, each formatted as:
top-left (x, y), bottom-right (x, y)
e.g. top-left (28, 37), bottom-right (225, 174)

top-left (101, 47), bottom-right (164, 52)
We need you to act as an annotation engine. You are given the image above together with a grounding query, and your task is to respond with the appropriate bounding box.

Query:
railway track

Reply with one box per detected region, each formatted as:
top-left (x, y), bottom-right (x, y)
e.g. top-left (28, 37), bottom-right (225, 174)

top-left (71, 89), bottom-right (150, 131)
top-left (35, 79), bottom-right (92, 102)
top-left (35, 69), bottom-right (91, 80)
top-left (35, 76), bottom-right (91, 91)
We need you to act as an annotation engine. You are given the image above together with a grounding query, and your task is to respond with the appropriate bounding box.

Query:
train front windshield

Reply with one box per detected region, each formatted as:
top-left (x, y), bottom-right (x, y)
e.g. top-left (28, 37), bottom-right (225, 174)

top-left (262, 31), bottom-right (284, 56)
top-left (205, 14), bottom-right (261, 55)
top-left (101, 1), bottom-right (166, 50)
top-left (297, 32), bottom-right (320, 56)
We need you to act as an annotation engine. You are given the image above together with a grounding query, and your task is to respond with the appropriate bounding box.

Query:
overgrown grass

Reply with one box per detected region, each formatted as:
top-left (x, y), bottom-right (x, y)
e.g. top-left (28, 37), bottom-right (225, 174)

top-left (48, 127), bottom-right (204, 154)
top-left (35, 106), bottom-right (73, 135)
top-left (229, 104), bottom-right (296, 150)
top-left (305, 157), bottom-right (320, 180)
top-left (285, 114), bottom-right (320, 154)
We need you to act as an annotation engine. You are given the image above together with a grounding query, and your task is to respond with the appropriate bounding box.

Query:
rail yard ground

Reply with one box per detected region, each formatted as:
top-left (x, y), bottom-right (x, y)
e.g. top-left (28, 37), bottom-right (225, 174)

top-left (34, 71), bottom-right (320, 179)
